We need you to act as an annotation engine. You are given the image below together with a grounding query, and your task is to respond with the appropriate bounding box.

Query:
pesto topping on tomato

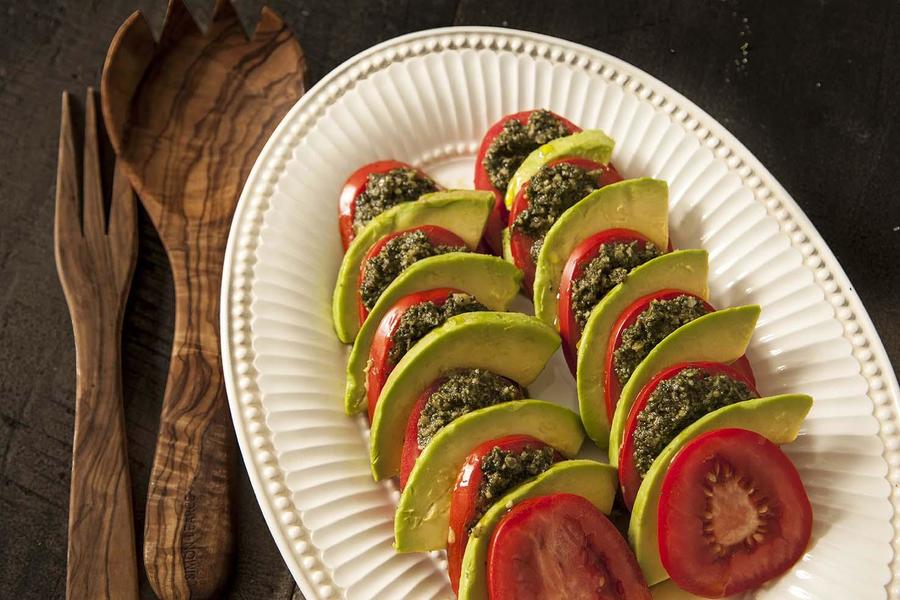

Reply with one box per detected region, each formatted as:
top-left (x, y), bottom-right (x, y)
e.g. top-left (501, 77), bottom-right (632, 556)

top-left (388, 294), bottom-right (487, 366)
top-left (570, 241), bottom-right (662, 331)
top-left (359, 230), bottom-right (467, 311)
top-left (352, 168), bottom-right (438, 232)
top-left (416, 369), bottom-right (525, 449)
top-left (472, 445), bottom-right (556, 528)
top-left (613, 296), bottom-right (712, 386)
top-left (632, 368), bottom-right (757, 476)
top-left (512, 162), bottom-right (599, 261)
top-left (482, 110), bottom-right (571, 191)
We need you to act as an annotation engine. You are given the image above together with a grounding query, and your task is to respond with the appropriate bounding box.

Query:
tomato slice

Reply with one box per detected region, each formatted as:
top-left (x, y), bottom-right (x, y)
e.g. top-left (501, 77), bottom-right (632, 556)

top-left (659, 428), bottom-right (812, 597)
top-left (487, 493), bottom-right (651, 600)
top-left (365, 288), bottom-right (463, 422)
top-left (446, 435), bottom-right (559, 594)
top-left (508, 157), bottom-right (623, 296)
top-left (603, 292), bottom-right (757, 422)
top-left (618, 362), bottom-right (759, 510)
top-left (338, 160), bottom-right (438, 251)
top-left (357, 225), bottom-right (468, 323)
top-left (557, 228), bottom-right (653, 375)
top-left (474, 110), bottom-right (581, 255)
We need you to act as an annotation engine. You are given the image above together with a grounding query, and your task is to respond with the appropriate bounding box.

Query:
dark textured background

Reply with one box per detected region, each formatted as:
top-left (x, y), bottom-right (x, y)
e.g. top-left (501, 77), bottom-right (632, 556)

top-left (0, 0), bottom-right (897, 598)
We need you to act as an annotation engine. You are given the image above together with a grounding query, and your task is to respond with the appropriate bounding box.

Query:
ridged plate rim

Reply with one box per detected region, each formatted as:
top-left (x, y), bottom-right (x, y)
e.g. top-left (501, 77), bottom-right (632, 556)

top-left (220, 26), bottom-right (900, 600)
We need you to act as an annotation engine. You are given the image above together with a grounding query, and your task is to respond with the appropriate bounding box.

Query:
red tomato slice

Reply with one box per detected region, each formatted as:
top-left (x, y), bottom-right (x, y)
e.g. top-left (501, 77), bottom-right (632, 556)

top-left (508, 157), bottom-right (623, 296)
top-left (446, 435), bottom-right (558, 594)
top-left (474, 110), bottom-right (581, 255)
top-left (659, 428), bottom-right (812, 597)
top-left (397, 380), bottom-right (445, 489)
top-left (339, 160), bottom-right (437, 251)
top-left (366, 288), bottom-right (463, 422)
top-left (557, 228), bottom-right (653, 375)
top-left (487, 493), bottom-right (652, 600)
top-left (357, 225), bottom-right (468, 323)
top-left (603, 293), bottom-right (758, 422)
top-left (618, 362), bottom-right (760, 510)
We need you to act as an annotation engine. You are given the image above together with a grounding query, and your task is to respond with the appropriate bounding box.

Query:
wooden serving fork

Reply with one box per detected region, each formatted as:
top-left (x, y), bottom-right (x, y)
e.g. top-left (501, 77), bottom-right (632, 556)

top-left (101, 1), bottom-right (306, 597)
top-left (55, 89), bottom-right (139, 600)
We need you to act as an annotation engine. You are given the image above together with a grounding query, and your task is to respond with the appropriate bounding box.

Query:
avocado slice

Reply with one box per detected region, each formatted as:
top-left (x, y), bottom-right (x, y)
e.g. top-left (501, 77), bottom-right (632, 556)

top-left (370, 312), bottom-right (560, 480)
top-left (458, 460), bottom-right (617, 600)
top-left (504, 130), bottom-right (615, 209)
top-left (628, 394), bottom-right (813, 586)
top-left (608, 305), bottom-right (761, 466)
top-left (577, 250), bottom-right (710, 447)
top-left (533, 178), bottom-right (670, 329)
top-left (343, 254), bottom-right (522, 414)
top-left (332, 190), bottom-right (494, 343)
top-left (395, 400), bottom-right (584, 552)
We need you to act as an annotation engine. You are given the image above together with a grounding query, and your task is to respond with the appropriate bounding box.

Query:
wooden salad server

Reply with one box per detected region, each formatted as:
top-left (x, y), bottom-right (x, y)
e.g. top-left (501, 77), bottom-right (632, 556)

top-left (101, 1), bottom-right (306, 597)
top-left (56, 90), bottom-right (140, 600)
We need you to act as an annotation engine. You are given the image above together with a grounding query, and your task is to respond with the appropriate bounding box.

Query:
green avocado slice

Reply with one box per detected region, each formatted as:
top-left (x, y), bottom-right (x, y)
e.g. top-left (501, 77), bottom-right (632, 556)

top-left (343, 254), bottom-right (522, 414)
top-left (332, 190), bottom-right (494, 344)
top-left (394, 400), bottom-right (584, 552)
top-left (628, 394), bottom-right (813, 586)
top-left (533, 178), bottom-right (670, 329)
top-left (577, 250), bottom-right (710, 447)
top-left (504, 130), bottom-right (615, 209)
top-left (608, 305), bottom-right (761, 466)
top-left (370, 312), bottom-right (560, 480)
top-left (458, 460), bottom-right (617, 600)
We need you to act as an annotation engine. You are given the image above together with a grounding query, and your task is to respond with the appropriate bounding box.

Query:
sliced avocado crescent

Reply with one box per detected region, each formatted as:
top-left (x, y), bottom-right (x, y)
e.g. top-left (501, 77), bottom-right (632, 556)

top-left (332, 190), bottom-right (493, 343)
top-left (394, 400), bottom-right (584, 552)
top-left (533, 178), bottom-right (670, 329)
top-left (504, 129), bottom-right (615, 209)
top-left (458, 460), bottom-right (617, 600)
top-left (343, 254), bottom-right (522, 414)
top-left (577, 250), bottom-right (710, 447)
top-left (629, 394), bottom-right (813, 586)
top-left (608, 305), bottom-right (761, 466)
top-left (370, 312), bottom-right (560, 480)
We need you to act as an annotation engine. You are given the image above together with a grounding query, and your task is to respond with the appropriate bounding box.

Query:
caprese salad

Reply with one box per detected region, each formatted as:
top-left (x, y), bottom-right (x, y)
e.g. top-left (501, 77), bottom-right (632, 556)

top-left (330, 109), bottom-right (815, 599)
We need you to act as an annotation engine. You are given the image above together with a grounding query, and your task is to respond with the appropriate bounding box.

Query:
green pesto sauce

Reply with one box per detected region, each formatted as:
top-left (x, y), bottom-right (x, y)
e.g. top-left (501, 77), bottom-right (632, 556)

top-left (632, 368), bottom-right (757, 476)
top-left (482, 109), bottom-right (571, 191)
top-left (359, 230), bottom-right (467, 311)
top-left (570, 241), bottom-right (662, 330)
top-left (388, 294), bottom-right (487, 366)
top-left (613, 295), bottom-right (712, 387)
top-left (473, 445), bottom-right (556, 528)
top-left (352, 168), bottom-right (438, 232)
top-left (512, 162), bottom-right (599, 262)
top-left (416, 369), bottom-right (525, 449)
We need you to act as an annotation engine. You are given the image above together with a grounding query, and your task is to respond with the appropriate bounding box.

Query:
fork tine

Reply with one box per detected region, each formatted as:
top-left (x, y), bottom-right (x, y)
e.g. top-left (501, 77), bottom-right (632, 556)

top-left (159, 0), bottom-right (200, 48)
top-left (82, 88), bottom-right (106, 238)
top-left (55, 92), bottom-right (80, 242)
top-left (108, 160), bottom-right (137, 285)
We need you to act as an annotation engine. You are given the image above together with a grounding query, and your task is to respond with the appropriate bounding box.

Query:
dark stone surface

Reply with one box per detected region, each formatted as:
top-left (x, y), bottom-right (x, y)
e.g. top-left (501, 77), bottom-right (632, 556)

top-left (0, 1), bottom-right (896, 598)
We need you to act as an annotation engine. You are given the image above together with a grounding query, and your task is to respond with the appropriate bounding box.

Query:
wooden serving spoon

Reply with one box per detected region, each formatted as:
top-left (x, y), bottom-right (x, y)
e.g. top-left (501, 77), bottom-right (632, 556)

top-left (101, 1), bottom-right (306, 597)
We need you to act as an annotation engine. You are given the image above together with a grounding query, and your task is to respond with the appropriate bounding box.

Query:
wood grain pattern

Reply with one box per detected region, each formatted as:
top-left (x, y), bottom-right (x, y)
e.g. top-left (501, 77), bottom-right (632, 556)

top-left (55, 90), bottom-right (140, 600)
top-left (100, 1), bottom-right (307, 598)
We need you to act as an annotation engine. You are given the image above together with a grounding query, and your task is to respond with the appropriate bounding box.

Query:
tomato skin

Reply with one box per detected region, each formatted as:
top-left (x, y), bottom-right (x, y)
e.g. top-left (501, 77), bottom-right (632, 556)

top-left (446, 435), bottom-right (558, 594)
top-left (339, 160), bottom-right (437, 251)
top-left (507, 157), bottom-right (623, 296)
top-left (357, 225), bottom-right (469, 324)
top-left (618, 362), bottom-right (759, 510)
top-left (603, 292), bottom-right (757, 422)
top-left (557, 228), bottom-right (653, 375)
top-left (487, 493), bottom-right (651, 600)
top-left (365, 288), bottom-right (463, 423)
top-left (658, 428), bottom-right (812, 598)
top-left (474, 110), bottom-right (581, 255)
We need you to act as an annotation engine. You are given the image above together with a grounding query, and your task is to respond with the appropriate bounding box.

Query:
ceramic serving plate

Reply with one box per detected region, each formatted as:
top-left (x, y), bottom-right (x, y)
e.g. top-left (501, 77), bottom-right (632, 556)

top-left (220, 27), bottom-right (900, 600)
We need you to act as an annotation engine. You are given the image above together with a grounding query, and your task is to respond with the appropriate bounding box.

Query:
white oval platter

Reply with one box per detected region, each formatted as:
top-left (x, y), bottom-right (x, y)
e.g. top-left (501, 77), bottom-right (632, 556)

top-left (221, 27), bottom-right (899, 600)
